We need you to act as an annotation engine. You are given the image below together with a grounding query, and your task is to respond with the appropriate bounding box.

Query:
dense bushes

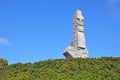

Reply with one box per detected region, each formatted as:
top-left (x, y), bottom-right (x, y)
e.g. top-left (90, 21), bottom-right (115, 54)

top-left (0, 58), bottom-right (8, 67)
top-left (0, 58), bottom-right (8, 79)
top-left (0, 57), bottom-right (120, 80)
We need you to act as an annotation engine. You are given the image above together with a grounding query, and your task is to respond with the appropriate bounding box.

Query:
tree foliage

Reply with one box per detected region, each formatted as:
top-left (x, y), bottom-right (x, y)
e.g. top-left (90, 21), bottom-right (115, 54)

top-left (0, 58), bottom-right (8, 67)
top-left (0, 57), bottom-right (120, 80)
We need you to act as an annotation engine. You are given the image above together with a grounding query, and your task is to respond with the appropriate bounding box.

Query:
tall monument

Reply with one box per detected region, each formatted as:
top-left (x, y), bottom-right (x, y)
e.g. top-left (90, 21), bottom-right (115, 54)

top-left (63, 10), bottom-right (88, 58)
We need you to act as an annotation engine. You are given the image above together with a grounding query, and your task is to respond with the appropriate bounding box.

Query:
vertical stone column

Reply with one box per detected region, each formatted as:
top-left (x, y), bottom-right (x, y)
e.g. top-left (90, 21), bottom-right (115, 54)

top-left (63, 10), bottom-right (88, 58)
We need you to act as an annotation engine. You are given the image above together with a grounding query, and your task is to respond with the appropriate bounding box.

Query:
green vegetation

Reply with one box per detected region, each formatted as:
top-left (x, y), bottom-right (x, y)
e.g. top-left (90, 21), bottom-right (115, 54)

top-left (0, 57), bottom-right (120, 80)
top-left (0, 58), bottom-right (8, 67)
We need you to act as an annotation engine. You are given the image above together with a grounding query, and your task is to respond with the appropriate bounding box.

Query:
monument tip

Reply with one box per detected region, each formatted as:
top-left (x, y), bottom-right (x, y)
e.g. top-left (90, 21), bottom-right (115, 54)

top-left (75, 10), bottom-right (82, 14)
top-left (74, 10), bottom-right (84, 19)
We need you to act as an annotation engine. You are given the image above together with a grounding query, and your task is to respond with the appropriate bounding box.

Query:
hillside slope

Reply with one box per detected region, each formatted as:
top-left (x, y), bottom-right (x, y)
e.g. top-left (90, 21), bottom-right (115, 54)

top-left (0, 57), bottom-right (120, 80)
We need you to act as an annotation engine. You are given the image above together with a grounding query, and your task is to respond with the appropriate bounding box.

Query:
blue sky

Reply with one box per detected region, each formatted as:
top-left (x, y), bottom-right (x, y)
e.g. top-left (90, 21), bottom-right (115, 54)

top-left (0, 0), bottom-right (120, 64)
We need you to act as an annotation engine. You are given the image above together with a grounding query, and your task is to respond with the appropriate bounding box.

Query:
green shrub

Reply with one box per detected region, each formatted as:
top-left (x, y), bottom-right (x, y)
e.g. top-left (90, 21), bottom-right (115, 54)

top-left (1, 57), bottom-right (120, 80)
top-left (0, 58), bottom-right (8, 67)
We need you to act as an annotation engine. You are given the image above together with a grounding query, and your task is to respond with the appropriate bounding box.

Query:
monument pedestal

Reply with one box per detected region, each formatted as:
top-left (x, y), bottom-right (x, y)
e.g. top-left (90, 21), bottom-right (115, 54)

top-left (63, 46), bottom-right (88, 58)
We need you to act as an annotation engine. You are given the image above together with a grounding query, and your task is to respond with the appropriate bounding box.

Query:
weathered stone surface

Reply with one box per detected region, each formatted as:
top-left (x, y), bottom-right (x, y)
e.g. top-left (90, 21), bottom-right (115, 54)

top-left (63, 10), bottom-right (88, 58)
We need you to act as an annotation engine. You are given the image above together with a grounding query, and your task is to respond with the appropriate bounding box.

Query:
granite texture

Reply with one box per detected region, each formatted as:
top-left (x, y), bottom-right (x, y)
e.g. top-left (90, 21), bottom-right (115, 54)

top-left (63, 10), bottom-right (88, 58)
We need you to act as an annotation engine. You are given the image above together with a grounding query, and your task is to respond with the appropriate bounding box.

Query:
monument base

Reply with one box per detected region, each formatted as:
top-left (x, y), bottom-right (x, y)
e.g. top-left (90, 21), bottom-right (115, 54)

top-left (63, 46), bottom-right (88, 58)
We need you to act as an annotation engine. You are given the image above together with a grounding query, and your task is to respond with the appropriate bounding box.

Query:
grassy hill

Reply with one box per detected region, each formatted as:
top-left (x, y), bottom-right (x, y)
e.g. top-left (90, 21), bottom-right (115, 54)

top-left (0, 57), bottom-right (120, 80)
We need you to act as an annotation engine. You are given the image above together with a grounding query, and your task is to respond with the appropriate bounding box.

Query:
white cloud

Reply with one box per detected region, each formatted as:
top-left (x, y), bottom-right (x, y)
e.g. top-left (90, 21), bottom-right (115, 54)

top-left (0, 37), bottom-right (11, 45)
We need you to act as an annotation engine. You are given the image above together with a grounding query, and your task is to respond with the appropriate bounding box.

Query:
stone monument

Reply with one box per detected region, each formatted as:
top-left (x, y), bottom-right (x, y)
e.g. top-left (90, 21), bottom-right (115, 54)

top-left (63, 10), bottom-right (88, 58)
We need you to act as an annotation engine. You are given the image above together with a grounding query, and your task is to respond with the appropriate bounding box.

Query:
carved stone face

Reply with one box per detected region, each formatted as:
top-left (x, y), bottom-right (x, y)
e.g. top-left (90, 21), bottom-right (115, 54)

top-left (75, 18), bottom-right (84, 32)
top-left (76, 18), bottom-right (84, 26)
